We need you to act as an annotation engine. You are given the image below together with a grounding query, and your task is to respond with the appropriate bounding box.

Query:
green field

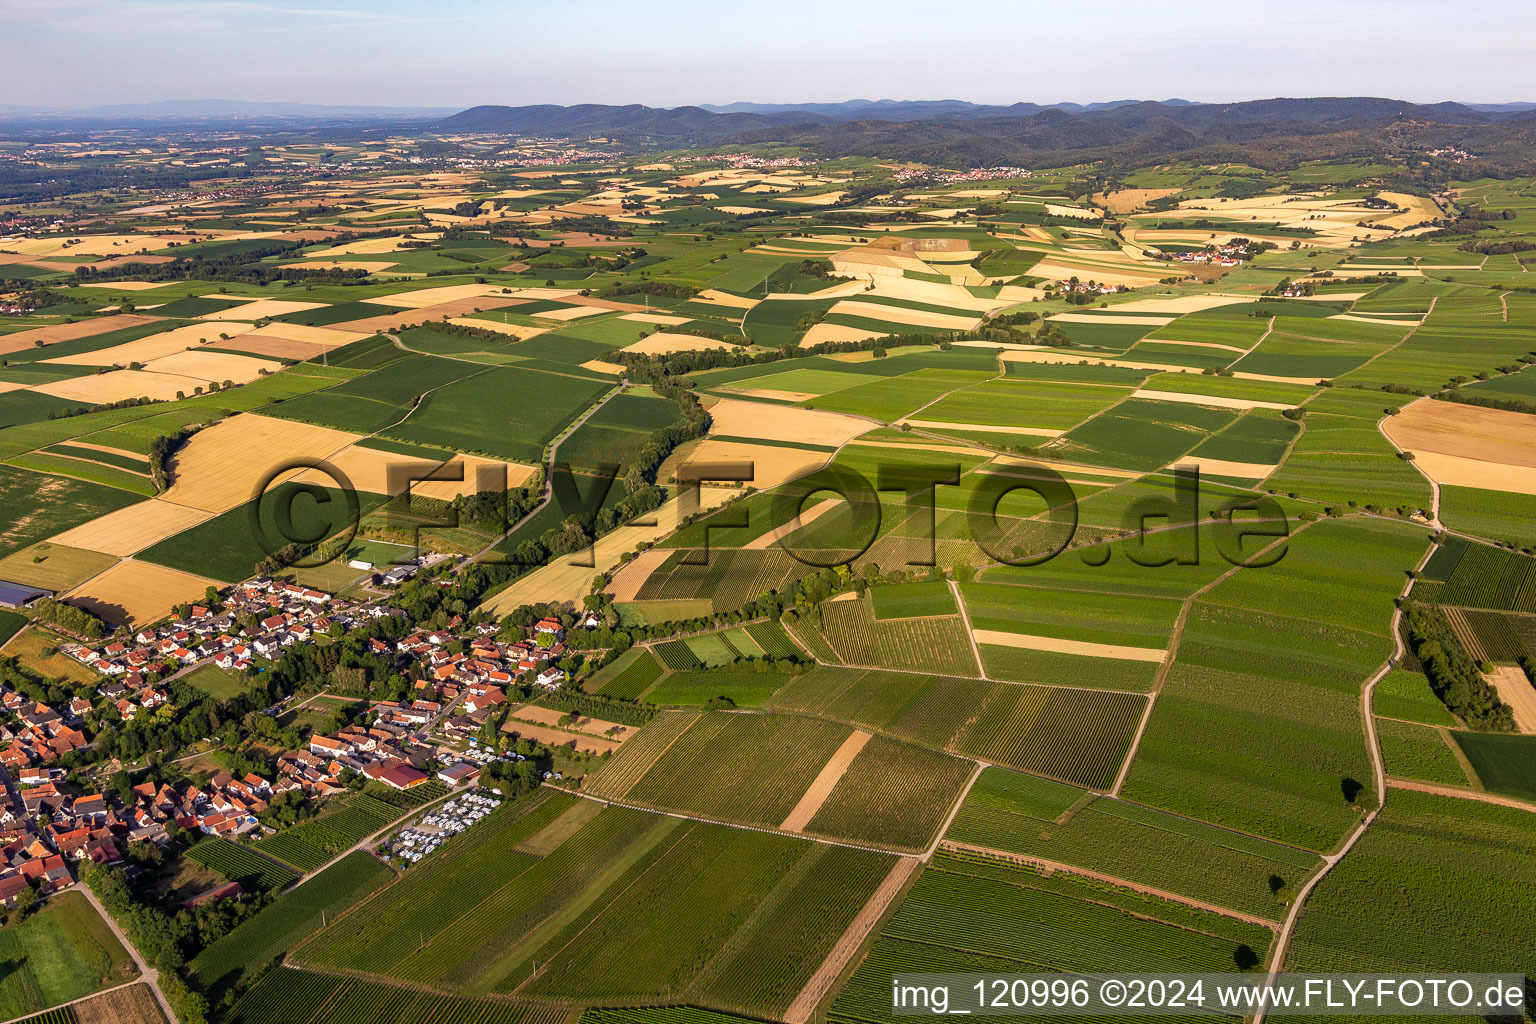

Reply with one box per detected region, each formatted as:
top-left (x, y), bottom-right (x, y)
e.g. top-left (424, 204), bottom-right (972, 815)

top-left (226, 967), bottom-right (547, 1024)
top-left (385, 364), bottom-right (611, 463)
top-left (1450, 731), bottom-right (1536, 800)
top-left (831, 849), bottom-right (1274, 1024)
top-left (138, 482), bottom-right (388, 582)
top-left (255, 795), bottom-right (399, 870)
top-left (1121, 517), bottom-right (1426, 851)
top-left (0, 465), bottom-right (141, 558)
top-left (299, 792), bottom-right (895, 1016)
top-left (182, 662), bottom-right (251, 700)
top-left (190, 850), bottom-right (392, 1000)
top-left (186, 838), bottom-right (301, 891)
top-left (1286, 789), bottom-right (1536, 975)
top-left (766, 666), bottom-right (1145, 789)
top-left (1376, 718), bottom-right (1471, 786)
top-left (946, 767), bottom-right (1319, 918)
top-left (0, 892), bottom-right (135, 1021)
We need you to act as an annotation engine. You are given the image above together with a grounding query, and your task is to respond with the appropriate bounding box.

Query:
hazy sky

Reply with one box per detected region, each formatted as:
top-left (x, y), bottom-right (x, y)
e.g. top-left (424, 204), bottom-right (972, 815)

top-left (2, 0), bottom-right (1532, 110)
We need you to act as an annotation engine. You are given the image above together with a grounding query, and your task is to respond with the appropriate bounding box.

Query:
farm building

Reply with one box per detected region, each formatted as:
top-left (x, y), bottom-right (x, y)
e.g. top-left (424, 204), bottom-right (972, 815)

top-left (0, 580), bottom-right (51, 608)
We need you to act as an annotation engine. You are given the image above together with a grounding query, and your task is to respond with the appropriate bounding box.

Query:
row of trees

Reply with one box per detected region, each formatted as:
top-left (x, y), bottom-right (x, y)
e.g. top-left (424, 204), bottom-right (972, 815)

top-left (1404, 603), bottom-right (1515, 731)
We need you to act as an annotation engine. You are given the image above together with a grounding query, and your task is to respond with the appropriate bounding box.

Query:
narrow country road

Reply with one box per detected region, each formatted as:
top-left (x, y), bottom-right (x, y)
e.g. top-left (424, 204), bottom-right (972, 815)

top-left (463, 380), bottom-right (627, 567)
top-left (70, 882), bottom-right (180, 1024)
top-left (1252, 538), bottom-right (1434, 1024)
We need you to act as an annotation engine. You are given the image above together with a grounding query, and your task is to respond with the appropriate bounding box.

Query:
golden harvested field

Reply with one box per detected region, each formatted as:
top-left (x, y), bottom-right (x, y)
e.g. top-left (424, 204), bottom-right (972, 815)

top-left (65, 559), bottom-right (224, 626)
top-left (0, 313), bottom-right (160, 356)
top-left (1152, 192), bottom-right (1400, 248)
top-left (290, 444), bottom-right (535, 498)
top-left (1372, 191), bottom-right (1444, 231)
top-left (1384, 400), bottom-right (1536, 477)
top-left (137, 349), bottom-right (281, 384)
top-left (76, 280), bottom-right (167, 291)
top-left (972, 627), bottom-right (1166, 662)
top-left (695, 289), bottom-right (759, 309)
top-left (43, 322), bottom-right (258, 365)
top-left (578, 358), bottom-right (625, 376)
top-left (685, 439), bottom-right (831, 489)
top-left (218, 335), bottom-right (332, 360)
top-left (195, 298), bottom-right (327, 321)
top-left (160, 413), bottom-right (362, 513)
top-left (826, 299), bottom-right (979, 331)
top-left (1407, 451), bottom-right (1536, 495)
top-left (1176, 456), bottom-right (1278, 478)
top-left (707, 397), bottom-right (870, 446)
top-left (1051, 312), bottom-right (1173, 326)
top-left (511, 704), bottom-right (632, 741)
top-left (1096, 188), bottom-right (1183, 213)
top-left (328, 296), bottom-right (523, 334)
top-left (1106, 295), bottom-right (1255, 316)
top-left (606, 547), bottom-right (672, 602)
top-left (49, 498), bottom-right (217, 556)
top-left (499, 718), bottom-right (621, 754)
top-left (1130, 388), bottom-right (1291, 411)
top-left (717, 385), bottom-right (819, 402)
top-left (1045, 203), bottom-right (1101, 219)
top-left (361, 283), bottom-right (509, 307)
top-left (830, 248), bottom-right (930, 277)
top-left (0, 541), bottom-right (119, 591)
top-left (529, 304), bottom-right (606, 321)
top-left (1485, 667), bottom-right (1536, 733)
top-left (31, 369), bottom-right (214, 403)
top-left (621, 333), bottom-right (734, 356)
top-left (73, 982), bottom-right (168, 1024)
top-left (240, 322), bottom-right (370, 347)
top-left (8, 232), bottom-right (193, 257)
top-left (797, 323), bottom-right (885, 347)
top-left (1028, 257), bottom-right (1169, 288)
top-left (302, 235), bottom-right (427, 257)
top-left (619, 311), bottom-right (693, 326)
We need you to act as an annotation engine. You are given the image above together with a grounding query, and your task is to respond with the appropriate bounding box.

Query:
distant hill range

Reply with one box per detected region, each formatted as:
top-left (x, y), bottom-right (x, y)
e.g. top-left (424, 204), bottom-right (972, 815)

top-left (438, 97), bottom-right (1536, 169)
top-left (5, 96), bottom-right (1536, 170)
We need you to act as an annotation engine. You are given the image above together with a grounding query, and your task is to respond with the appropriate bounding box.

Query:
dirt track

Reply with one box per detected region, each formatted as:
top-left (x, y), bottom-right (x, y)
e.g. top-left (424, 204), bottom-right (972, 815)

top-left (782, 858), bottom-right (918, 1024)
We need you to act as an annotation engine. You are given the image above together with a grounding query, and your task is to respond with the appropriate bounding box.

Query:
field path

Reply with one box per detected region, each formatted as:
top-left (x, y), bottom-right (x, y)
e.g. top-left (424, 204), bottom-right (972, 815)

top-left (1252, 533), bottom-right (1433, 1024)
top-left (552, 783), bottom-right (923, 858)
top-left (462, 378), bottom-right (626, 567)
top-left (941, 840), bottom-right (1278, 928)
top-left (69, 882), bottom-right (180, 1024)
top-left (1110, 525), bottom-right (1301, 797)
top-left (779, 729), bottom-right (872, 832)
top-left (947, 579), bottom-right (986, 677)
top-left (782, 857), bottom-right (919, 1024)
top-left (1388, 776), bottom-right (1536, 813)
top-left (1344, 294), bottom-right (1438, 387)
top-left (284, 784), bottom-right (461, 892)
top-left (922, 760), bottom-right (984, 861)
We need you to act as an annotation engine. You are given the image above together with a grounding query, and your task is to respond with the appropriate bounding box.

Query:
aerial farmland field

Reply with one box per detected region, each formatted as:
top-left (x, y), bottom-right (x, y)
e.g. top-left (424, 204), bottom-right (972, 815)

top-left (3, 19), bottom-right (1535, 1024)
